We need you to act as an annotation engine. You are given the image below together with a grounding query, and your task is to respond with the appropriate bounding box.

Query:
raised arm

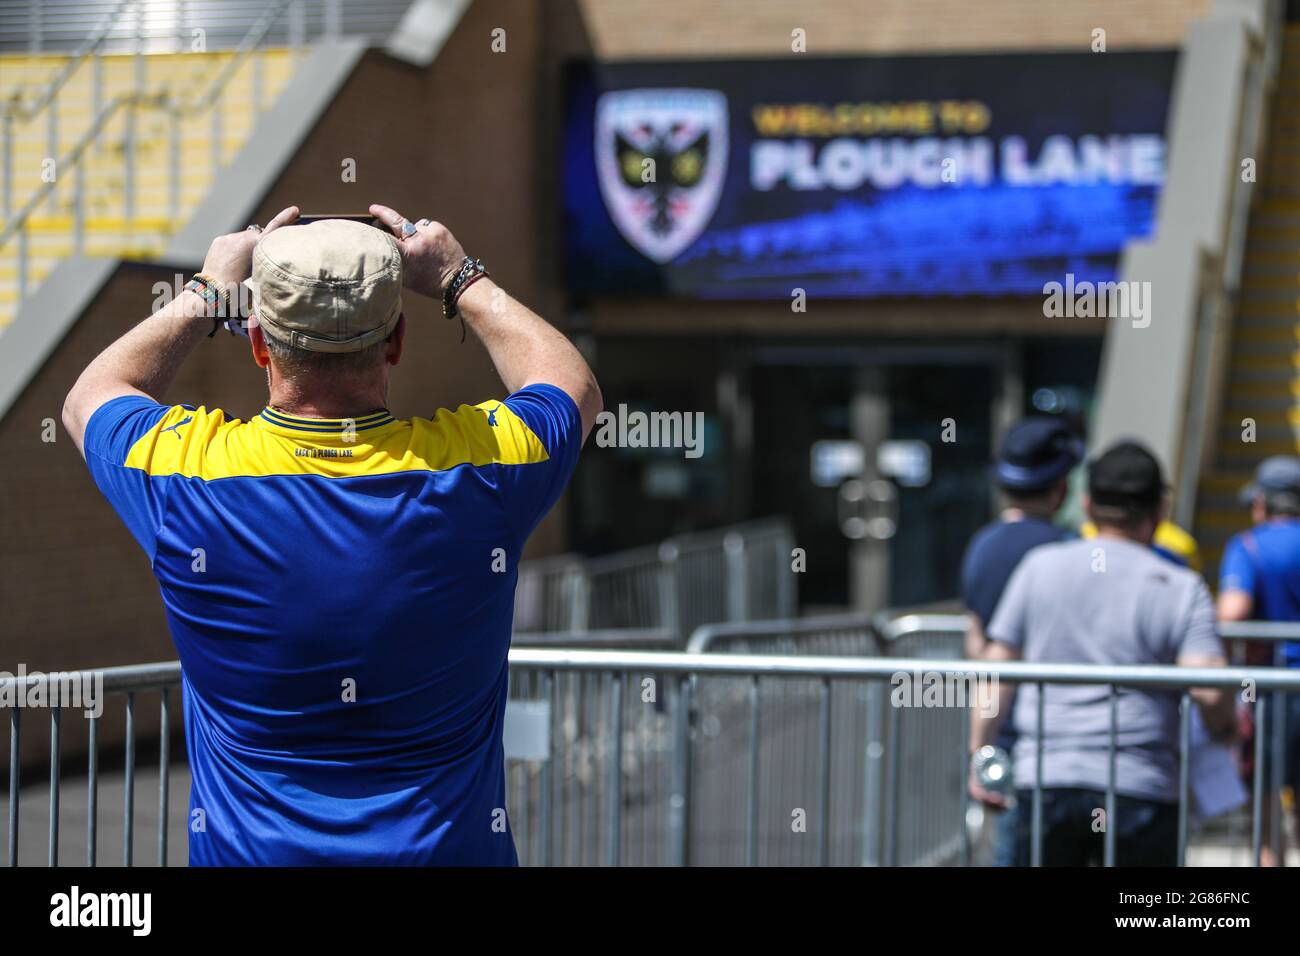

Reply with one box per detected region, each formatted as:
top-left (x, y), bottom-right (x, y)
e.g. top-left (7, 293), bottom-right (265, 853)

top-left (62, 206), bottom-right (300, 456)
top-left (370, 204), bottom-right (603, 439)
top-left (1183, 581), bottom-right (1237, 743)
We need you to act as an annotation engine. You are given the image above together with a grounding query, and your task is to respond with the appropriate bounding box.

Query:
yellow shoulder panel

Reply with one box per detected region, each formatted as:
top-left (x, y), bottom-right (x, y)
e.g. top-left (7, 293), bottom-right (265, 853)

top-left (428, 399), bottom-right (552, 469)
top-left (121, 400), bottom-right (550, 480)
top-left (122, 405), bottom-right (239, 477)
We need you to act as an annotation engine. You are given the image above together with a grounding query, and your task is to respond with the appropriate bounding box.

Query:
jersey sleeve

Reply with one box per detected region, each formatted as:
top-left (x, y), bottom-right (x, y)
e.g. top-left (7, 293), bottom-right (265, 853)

top-left (82, 395), bottom-right (191, 560)
top-left (490, 383), bottom-right (584, 542)
top-left (958, 537), bottom-right (993, 626)
top-left (1218, 533), bottom-right (1256, 597)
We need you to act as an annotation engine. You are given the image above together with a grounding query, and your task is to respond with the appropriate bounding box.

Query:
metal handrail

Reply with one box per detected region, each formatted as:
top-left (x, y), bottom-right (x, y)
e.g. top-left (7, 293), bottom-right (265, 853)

top-left (0, 1), bottom-right (380, 56)
top-left (686, 610), bottom-right (875, 654)
top-left (512, 627), bottom-right (679, 649)
top-left (173, 0), bottom-right (292, 114)
top-left (10, 649), bottom-right (1299, 693)
top-left (1, 0), bottom-right (297, 310)
top-left (1221, 620), bottom-right (1300, 641)
top-left (517, 518), bottom-right (795, 638)
top-left (880, 611), bottom-right (1300, 645)
top-left (691, 611), bottom-right (1300, 652)
top-left (0, 91), bottom-right (135, 250)
top-left (507, 648), bottom-right (1300, 689)
top-left (1, 0), bottom-right (135, 122)
top-left (7, 647), bottom-right (1299, 868)
top-left (876, 612), bottom-right (965, 641)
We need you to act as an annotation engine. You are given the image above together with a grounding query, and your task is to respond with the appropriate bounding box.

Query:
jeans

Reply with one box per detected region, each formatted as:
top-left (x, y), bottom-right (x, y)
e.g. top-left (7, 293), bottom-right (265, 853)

top-left (992, 803), bottom-right (1018, 867)
top-left (1260, 691), bottom-right (1300, 793)
top-left (1009, 787), bottom-right (1178, 867)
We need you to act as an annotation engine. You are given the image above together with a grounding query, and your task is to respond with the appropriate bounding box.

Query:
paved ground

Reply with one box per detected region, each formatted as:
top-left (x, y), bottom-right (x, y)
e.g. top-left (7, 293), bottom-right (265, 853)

top-left (4, 764), bottom-right (192, 867)
top-left (4, 764), bottom-right (1294, 866)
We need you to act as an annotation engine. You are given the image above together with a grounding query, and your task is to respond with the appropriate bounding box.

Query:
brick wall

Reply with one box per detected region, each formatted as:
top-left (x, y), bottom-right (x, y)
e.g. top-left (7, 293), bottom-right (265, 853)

top-left (576, 0), bottom-right (1211, 57)
top-left (0, 0), bottom-right (585, 769)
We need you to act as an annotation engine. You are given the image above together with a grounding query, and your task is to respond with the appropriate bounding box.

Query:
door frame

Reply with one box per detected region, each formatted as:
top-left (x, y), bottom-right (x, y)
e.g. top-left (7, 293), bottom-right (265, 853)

top-left (738, 339), bottom-right (1022, 611)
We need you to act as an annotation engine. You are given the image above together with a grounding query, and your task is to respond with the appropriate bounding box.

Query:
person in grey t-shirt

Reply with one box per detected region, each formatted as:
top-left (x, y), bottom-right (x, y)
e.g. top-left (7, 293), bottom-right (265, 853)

top-left (968, 440), bottom-right (1236, 866)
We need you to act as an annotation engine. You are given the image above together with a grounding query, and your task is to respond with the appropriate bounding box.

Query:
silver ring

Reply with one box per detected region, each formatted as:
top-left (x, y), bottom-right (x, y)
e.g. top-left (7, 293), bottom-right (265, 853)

top-left (401, 219), bottom-right (418, 237)
top-left (415, 218), bottom-right (431, 227)
top-left (246, 224), bottom-right (262, 232)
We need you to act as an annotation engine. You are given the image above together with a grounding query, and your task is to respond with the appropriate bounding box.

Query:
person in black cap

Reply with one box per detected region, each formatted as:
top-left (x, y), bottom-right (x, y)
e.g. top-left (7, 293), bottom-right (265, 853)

top-left (969, 438), bottom-right (1235, 866)
top-left (959, 416), bottom-right (1082, 864)
top-left (1218, 455), bottom-right (1300, 865)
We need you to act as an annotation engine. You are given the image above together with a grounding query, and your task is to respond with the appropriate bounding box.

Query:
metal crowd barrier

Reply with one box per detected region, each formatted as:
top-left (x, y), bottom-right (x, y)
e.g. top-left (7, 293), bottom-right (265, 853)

top-left (876, 613), bottom-right (1300, 866)
top-left (687, 612), bottom-right (966, 866)
top-left (9, 636), bottom-right (1300, 867)
top-left (685, 613), bottom-right (882, 865)
top-left (511, 649), bottom-right (1300, 868)
top-left (513, 518), bottom-right (797, 640)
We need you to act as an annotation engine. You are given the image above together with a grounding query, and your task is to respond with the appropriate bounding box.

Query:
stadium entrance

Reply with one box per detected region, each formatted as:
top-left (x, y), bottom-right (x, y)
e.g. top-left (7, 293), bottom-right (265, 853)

top-left (571, 333), bottom-right (1098, 614)
top-left (749, 345), bottom-right (1000, 611)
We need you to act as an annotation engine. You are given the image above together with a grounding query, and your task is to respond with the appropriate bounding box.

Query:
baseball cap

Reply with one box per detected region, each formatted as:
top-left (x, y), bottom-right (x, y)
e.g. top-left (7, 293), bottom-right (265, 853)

top-left (1087, 440), bottom-right (1166, 511)
top-left (251, 219), bottom-right (402, 353)
top-left (1239, 456), bottom-right (1300, 505)
top-left (994, 417), bottom-right (1083, 492)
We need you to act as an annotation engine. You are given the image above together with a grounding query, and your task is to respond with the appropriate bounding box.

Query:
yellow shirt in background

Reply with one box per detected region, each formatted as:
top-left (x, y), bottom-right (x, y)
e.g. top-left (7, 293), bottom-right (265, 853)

top-left (1079, 519), bottom-right (1202, 573)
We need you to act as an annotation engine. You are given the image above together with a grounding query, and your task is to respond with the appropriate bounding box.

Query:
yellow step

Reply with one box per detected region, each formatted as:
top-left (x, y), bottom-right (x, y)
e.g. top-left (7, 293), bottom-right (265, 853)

top-left (0, 48), bottom-right (298, 332)
top-left (1218, 438), bottom-right (1300, 455)
top-left (1237, 299), bottom-right (1300, 316)
top-left (1223, 379), bottom-right (1300, 399)
top-left (1229, 352), bottom-right (1300, 370)
top-left (1234, 323), bottom-right (1300, 341)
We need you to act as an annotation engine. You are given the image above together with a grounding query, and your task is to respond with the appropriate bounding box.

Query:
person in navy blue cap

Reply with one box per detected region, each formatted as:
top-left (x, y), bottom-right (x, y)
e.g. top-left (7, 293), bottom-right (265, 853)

top-left (969, 439), bottom-right (1233, 867)
top-left (961, 417), bottom-right (1083, 655)
top-left (1218, 455), bottom-right (1300, 866)
top-left (959, 416), bottom-right (1082, 864)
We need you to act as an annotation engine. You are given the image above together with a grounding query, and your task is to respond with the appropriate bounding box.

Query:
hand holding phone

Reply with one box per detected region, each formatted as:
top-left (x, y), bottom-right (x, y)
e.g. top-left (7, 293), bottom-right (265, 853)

top-left (294, 214), bottom-right (383, 228)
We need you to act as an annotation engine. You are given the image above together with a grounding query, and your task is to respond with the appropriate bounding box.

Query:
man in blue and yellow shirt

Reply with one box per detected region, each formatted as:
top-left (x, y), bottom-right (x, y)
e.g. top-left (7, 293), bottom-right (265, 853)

top-left (62, 205), bottom-right (602, 865)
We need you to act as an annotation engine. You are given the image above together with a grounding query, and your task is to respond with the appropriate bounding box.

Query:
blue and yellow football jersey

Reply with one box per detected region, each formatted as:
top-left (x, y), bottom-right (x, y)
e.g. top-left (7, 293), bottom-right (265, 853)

top-left (83, 384), bottom-right (582, 865)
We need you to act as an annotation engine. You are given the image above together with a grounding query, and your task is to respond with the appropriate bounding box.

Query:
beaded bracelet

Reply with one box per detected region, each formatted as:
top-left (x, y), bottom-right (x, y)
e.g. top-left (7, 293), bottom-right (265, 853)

top-left (185, 274), bottom-right (231, 337)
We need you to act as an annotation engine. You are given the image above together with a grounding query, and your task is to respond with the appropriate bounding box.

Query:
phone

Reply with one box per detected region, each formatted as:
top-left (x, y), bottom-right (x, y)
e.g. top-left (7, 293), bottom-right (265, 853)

top-left (221, 280), bottom-right (255, 339)
top-left (295, 214), bottom-right (382, 228)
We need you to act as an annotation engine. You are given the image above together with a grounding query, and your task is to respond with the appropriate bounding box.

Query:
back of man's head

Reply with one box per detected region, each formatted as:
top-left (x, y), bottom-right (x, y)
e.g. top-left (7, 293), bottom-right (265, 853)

top-left (251, 219), bottom-right (404, 381)
top-left (1086, 440), bottom-right (1166, 539)
top-left (993, 416), bottom-right (1081, 511)
top-left (1239, 456), bottom-right (1300, 520)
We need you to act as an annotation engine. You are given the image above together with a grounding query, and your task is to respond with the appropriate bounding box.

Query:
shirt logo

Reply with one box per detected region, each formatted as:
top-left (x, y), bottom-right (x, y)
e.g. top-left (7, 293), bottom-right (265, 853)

top-left (486, 405), bottom-right (502, 427)
top-left (160, 415), bottom-right (193, 439)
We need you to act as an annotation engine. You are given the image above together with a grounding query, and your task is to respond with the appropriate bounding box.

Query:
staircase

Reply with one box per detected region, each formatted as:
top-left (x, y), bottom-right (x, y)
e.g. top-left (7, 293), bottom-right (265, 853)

top-left (0, 48), bottom-right (298, 328)
top-left (1195, 25), bottom-right (1300, 576)
top-left (0, 0), bottom-right (417, 55)
top-left (0, 0), bottom-right (418, 332)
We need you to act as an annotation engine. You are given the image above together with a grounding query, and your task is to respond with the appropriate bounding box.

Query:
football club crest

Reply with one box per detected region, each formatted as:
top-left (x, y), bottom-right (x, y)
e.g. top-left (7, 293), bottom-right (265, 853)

top-left (594, 88), bottom-right (729, 263)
